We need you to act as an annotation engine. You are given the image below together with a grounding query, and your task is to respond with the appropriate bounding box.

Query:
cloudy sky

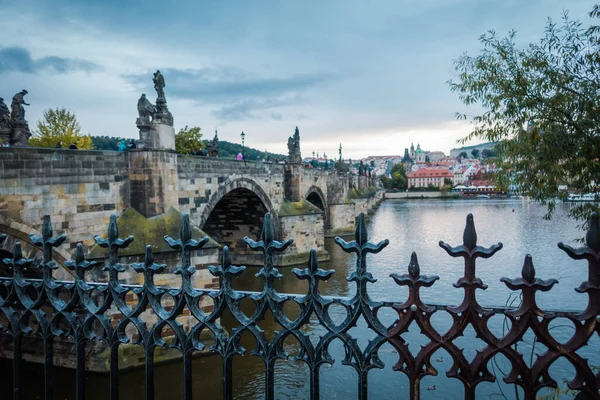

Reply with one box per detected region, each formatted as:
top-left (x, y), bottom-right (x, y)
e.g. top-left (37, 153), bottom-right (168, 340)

top-left (0, 0), bottom-right (593, 158)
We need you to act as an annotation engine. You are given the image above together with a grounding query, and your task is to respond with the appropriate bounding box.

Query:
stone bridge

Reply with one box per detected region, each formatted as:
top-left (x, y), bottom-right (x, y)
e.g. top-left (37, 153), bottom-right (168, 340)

top-left (0, 147), bottom-right (382, 278)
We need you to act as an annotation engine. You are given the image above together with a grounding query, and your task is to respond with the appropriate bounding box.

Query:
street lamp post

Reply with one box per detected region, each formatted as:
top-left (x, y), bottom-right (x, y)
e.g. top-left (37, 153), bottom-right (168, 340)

top-left (240, 131), bottom-right (246, 162)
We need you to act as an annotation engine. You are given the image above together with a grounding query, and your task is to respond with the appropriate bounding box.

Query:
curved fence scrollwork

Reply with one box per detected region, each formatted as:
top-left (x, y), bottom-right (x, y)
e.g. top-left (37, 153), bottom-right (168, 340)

top-left (0, 210), bottom-right (598, 400)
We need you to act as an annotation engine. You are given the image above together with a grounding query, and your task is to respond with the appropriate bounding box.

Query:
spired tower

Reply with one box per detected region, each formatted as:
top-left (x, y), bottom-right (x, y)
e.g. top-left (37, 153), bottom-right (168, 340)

top-left (136, 70), bottom-right (175, 150)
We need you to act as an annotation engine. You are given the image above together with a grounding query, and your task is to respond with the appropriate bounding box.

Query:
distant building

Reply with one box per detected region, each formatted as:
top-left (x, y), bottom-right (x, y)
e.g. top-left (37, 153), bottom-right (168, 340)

top-left (410, 143), bottom-right (427, 163)
top-left (427, 151), bottom-right (445, 162)
top-left (407, 167), bottom-right (453, 189)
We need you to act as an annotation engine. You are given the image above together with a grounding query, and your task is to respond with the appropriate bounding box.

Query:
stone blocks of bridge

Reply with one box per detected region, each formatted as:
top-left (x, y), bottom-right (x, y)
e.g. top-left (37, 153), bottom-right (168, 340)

top-left (129, 149), bottom-right (179, 218)
top-left (0, 147), bottom-right (129, 248)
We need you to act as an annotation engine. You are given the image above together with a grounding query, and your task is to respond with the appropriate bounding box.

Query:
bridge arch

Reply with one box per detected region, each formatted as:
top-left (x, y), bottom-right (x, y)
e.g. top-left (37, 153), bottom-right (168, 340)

top-left (198, 177), bottom-right (278, 263)
top-left (0, 215), bottom-right (72, 278)
top-left (305, 185), bottom-right (329, 228)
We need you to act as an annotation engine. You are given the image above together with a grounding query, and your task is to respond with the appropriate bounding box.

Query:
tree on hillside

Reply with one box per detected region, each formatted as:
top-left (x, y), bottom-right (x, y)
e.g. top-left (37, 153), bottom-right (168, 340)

top-left (30, 108), bottom-right (93, 149)
top-left (175, 126), bottom-right (204, 155)
top-left (471, 149), bottom-right (480, 159)
top-left (449, 5), bottom-right (600, 225)
top-left (481, 148), bottom-right (497, 159)
top-left (459, 151), bottom-right (468, 159)
top-left (91, 135), bottom-right (128, 151)
top-left (388, 163), bottom-right (408, 190)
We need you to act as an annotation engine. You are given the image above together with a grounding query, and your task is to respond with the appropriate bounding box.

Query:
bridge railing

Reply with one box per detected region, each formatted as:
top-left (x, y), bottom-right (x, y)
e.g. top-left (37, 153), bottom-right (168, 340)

top-left (0, 211), bottom-right (599, 400)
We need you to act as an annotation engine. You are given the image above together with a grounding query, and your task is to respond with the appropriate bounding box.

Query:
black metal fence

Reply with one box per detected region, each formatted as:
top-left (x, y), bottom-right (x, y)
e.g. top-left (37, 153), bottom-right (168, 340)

top-left (0, 211), bottom-right (599, 400)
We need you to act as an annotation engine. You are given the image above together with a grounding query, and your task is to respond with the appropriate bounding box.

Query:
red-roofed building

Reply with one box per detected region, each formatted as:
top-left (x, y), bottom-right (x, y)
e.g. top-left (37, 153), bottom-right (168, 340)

top-left (407, 167), bottom-right (453, 188)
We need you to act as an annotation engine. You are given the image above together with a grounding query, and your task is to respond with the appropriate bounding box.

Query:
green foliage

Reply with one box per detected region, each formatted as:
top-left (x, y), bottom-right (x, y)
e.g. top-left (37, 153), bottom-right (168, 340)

top-left (481, 148), bottom-right (498, 159)
top-left (380, 163), bottom-right (408, 190)
top-left (348, 186), bottom-right (378, 199)
top-left (459, 151), bottom-right (468, 159)
top-left (444, 178), bottom-right (453, 186)
top-left (175, 126), bottom-right (204, 155)
top-left (449, 5), bottom-right (600, 224)
top-left (30, 108), bottom-right (93, 149)
top-left (471, 149), bottom-right (480, 158)
top-left (379, 174), bottom-right (390, 188)
top-left (390, 163), bottom-right (408, 190)
top-left (204, 139), bottom-right (285, 161)
top-left (91, 135), bottom-right (128, 151)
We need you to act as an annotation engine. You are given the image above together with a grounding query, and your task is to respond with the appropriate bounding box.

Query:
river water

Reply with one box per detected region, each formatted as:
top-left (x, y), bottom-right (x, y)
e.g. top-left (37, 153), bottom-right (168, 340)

top-left (3, 199), bottom-right (596, 399)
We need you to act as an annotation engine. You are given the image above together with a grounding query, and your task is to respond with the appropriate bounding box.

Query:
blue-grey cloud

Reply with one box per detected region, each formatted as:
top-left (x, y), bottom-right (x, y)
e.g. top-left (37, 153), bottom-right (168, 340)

top-left (123, 67), bottom-right (330, 102)
top-left (123, 67), bottom-right (327, 121)
top-left (211, 97), bottom-right (302, 121)
top-left (0, 47), bottom-right (102, 74)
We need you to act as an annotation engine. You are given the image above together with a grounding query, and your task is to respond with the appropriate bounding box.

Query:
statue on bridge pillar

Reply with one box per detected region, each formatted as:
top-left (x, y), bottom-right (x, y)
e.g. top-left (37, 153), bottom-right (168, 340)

top-left (0, 97), bottom-right (10, 145)
top-left (152, 70), bottom-right (173, 127)
top-left (359, 160), bottom-right (364, 176)
top-left (136, 94), bottom-right (155, 126)
top-left (137, 71), bottom-right (175, 150)
top-left (208, 129), bottom-right (219, 157)
top-left (287, 126), bottom-right (302, 163)
top-left (8, 90), bottom-right (31, 147)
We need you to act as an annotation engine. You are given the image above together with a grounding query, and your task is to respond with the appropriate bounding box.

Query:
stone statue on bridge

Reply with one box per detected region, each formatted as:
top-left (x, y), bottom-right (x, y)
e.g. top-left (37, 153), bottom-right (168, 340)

top-left (136, 94), bottom-right (155, 126)
top-left (153, 70), bottom-right (166, 100)
top-left (137, 71), bottom-right (175, 150)
top-left (0, 97), bottom-right (10, 145)
top-left (0, 98), bottom-right (9, 128)
top-left (7, 90), bottom-right (31, 147)
top-left (11, 90), bottom-right (29, 123)
top-left (287, 126), bottom-right (302, 163)
top-left (208, 129), bottom-right (219, 157)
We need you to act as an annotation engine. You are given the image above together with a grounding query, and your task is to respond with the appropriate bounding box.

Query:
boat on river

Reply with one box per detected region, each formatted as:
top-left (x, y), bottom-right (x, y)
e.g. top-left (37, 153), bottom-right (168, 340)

top-left (566, 193), bottom-right (598, 202)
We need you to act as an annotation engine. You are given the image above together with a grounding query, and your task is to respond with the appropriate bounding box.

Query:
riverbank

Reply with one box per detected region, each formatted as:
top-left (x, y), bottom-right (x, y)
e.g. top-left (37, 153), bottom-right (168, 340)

top-left (384, 191), bottom-right (461, 199)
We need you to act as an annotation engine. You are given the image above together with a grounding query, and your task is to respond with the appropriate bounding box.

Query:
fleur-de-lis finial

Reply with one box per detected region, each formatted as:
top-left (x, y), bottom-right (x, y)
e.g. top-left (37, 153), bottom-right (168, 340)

top-left (3, 242), bottom-right (34, 279)
top-left (439, 213), bottom-right (502, 258)
top-left (245, 212), bottom-right (293, 255)
top-left (65, 243), bottom-right (98, 280)
top-left (500, 255), bottom-right (558, 317)
top-left (292, 249), bottom-right (334, 300)
top-left (208, 246), bottom-right (246, 297)
top-left (131, 245), bottom-right (166, 275)
top-left (335, 213), bottom-right (389, 255)
top-left (30, 215), bottom-right (67, 270)
top-left (93, 214), bottom-right (134, 272)
top-left (164, 214), bottom-right (209, 277)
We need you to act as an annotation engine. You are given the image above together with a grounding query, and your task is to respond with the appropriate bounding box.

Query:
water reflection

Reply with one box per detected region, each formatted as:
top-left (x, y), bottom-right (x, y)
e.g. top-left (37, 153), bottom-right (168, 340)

top-left (1, 199), bottom-right (591, 399)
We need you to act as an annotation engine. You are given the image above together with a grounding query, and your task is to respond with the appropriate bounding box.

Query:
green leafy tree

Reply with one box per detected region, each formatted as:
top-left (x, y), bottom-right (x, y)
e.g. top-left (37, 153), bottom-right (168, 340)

top-left (471, 149), bottom-right (480, 159)
top-left (390, 163), bottom-right (408, 190)
top-left (459, 151), bottom-right (468, 159)
top-left (30, 108), bottom-right (93, 149)
top-left (449, 5), bottom-right (600, 224)
top-left (91, 135), bottom-right (128, 150)
top-left (379, 174), bottom-right (391, 189)
top-left (175, 126), bottom-right (204, 155)
top-left (481, 148), bottom-right (498, 159)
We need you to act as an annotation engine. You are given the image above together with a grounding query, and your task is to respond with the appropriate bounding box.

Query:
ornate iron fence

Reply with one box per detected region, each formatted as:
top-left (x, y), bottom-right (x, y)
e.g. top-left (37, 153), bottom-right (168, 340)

top-left (0, 211), bottom-right (599, 400)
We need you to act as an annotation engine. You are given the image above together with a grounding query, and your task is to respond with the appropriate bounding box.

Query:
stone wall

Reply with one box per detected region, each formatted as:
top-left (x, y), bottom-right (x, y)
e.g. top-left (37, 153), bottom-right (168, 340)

top-left (278, 212), bottom-right (328, 265)
top-left (0, 147), bottom-right (129, 250)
